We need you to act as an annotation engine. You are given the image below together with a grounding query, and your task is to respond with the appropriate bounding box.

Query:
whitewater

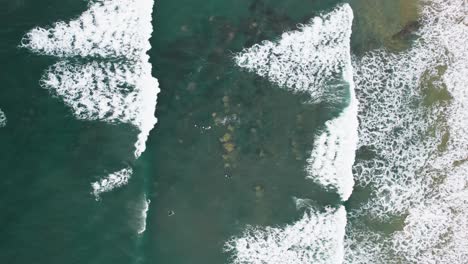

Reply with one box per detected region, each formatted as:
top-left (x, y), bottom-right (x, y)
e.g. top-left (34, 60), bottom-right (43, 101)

top-left (21, 0), bottom-right (159, 199)
top-left (225, 206), bottom-right (347, 264)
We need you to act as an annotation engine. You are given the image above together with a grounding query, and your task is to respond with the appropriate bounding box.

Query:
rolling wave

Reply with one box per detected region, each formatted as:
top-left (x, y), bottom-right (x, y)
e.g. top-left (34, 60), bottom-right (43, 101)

top-left (225, 206), bottom-right (347, 264)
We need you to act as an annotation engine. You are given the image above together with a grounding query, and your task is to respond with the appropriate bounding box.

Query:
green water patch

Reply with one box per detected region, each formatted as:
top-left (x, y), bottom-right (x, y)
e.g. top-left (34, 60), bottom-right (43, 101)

top-left (419, 63), bottom-right (453, 157)
top-left (140, 0), bottom-right (350, 263)
top-left (348, 0), bottom-right (421, 54)
top-left (420, 64), bottom-right (452, 106)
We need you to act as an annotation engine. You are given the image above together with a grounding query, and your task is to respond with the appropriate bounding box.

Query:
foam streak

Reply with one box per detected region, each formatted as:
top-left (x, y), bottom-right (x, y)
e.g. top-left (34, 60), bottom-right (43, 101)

top-left (0, 108), bottom-right (6, 127)
top-left (92, 167), bottom-right (133, 199)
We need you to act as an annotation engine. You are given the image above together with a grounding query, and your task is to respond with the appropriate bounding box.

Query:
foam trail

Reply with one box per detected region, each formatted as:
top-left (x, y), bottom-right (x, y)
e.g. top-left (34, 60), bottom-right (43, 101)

top-left (351, 0), bottom-right (467, 219)
top-left (386, 0), bottom-right (468, 259)
top-left (344, 223), bottom-right (388, 264)
top-left (351, 49), bottom-right (437, 219)
top-left (346, 0), bottom-right (468, 262)
top-left (235, 4), bottom-right (357, 201)
top-left (0, 109), bottom-right (6, 127)
top-left (225, 206), bottom-right (347, 264)
top-left (21, 0), bottom-right (159, 159)
top-left (92, 167), bottom-right (132, 200)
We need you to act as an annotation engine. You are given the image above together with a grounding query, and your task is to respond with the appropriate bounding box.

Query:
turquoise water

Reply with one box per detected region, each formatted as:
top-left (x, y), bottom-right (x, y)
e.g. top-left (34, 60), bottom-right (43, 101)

top-left (3, 0), bottom-right (463, 264)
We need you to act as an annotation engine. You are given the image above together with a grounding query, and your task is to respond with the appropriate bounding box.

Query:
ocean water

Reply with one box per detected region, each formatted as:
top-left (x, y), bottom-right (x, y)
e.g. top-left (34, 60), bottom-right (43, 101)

top-left (0, 0), bottom-right (466, 264)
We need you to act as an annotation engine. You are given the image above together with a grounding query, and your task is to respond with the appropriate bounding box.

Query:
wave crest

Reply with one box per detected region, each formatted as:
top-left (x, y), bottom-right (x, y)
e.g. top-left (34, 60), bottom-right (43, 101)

top-left (225, 206), bottom-right (347, 264)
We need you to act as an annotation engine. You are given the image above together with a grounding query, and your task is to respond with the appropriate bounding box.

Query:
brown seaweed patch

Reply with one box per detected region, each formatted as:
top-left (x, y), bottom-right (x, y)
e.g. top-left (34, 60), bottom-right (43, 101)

top-left (420, 65), bottom-right (452, 106)
top-left (350, 0), bottom-right (421, 52)
top-left (392, 20), bottom-right (421, 40)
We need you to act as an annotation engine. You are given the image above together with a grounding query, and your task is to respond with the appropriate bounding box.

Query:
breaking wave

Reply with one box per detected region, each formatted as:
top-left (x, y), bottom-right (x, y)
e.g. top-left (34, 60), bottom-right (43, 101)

top-left (347, 0), bottom-right (468, 262)
top-left (225, 206), bottom-right (347, 264)
top-left (137, 197), bottom-right (150, 235)
top-left (40, 60), bottom-right (158, 158)
top-left (21, 0), bottom-right (158, 159)
top-left (305, 20), bottom-right (358, 202)
top-left (235, 4), bottom-right (357, 202)
top-left (0, 109), bottom-right (6, 127)
top-left (21, 0), bottom-right (158, 196)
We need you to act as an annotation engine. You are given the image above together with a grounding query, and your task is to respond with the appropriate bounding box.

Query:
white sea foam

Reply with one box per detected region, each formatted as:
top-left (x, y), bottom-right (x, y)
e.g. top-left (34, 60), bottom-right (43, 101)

top-left (21, 0), bottom-right (159, 158)
top-left (390, 175), bottom-right (468, 263)
top-left (91, 167), bottom-right (132, 200)
top-left (225, 206), bottom-right (347, 264)
top-left (347, 0), bottom-right (468, 262)
top-left (352, 0), bottom-right (467, 219)
top-left (388, 76), bottom-right (468, 262)
top-left (344, 223), bottom-right (389, 264)
top-left (351, 47), bottom-right (439, 219)
top-left (0, 109), bottom-right (6, 127)
top-left (235, 4), bottom-right (358, 202)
